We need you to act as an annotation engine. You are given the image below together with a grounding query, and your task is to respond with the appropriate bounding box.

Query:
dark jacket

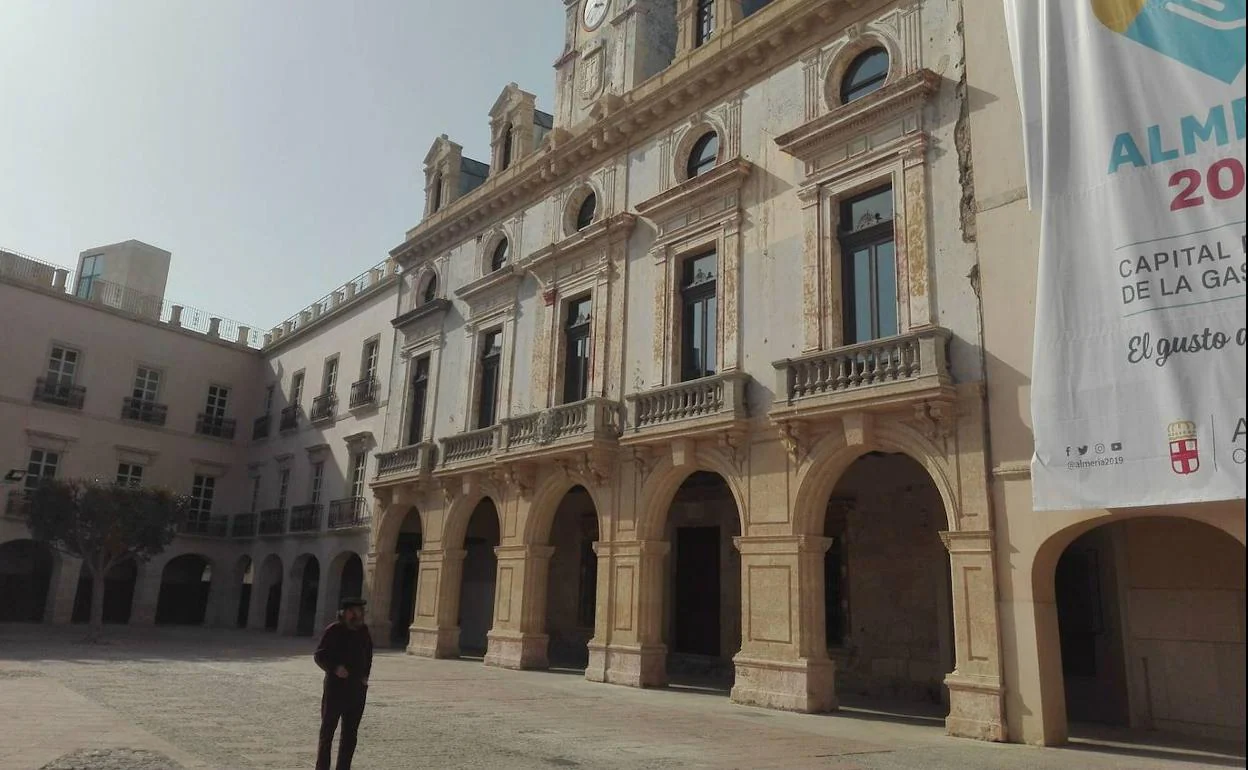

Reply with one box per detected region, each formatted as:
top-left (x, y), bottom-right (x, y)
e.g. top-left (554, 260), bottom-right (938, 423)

top-left (314, 620), bottom-right (373, 691)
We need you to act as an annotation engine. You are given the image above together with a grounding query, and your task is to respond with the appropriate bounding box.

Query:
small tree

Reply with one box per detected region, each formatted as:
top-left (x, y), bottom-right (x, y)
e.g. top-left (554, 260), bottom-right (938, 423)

top-left (25, 478), bottom-right (192, 642)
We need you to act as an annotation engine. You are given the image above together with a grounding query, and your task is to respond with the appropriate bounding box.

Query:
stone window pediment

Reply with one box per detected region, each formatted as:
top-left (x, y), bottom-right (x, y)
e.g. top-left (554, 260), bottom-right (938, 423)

top-left (454, 268), bottom-right (522, 323)
top-left (636, 157), bottom-right (752, 244)
top-left (526, 212), bottom-right (636, 284)
top-left (392, 297), bottom-right (451, 332)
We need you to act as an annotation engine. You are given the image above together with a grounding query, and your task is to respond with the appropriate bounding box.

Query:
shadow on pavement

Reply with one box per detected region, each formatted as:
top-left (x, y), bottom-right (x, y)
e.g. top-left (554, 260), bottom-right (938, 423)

top-left (0, 622), bottom-right (317, 664)
top-left (1063, 724), bottom-right (1247, 769)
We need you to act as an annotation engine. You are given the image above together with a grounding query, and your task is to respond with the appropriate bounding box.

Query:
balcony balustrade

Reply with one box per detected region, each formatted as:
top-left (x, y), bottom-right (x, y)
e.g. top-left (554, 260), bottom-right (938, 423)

top-left (252, 414), bottom-right (272, 440)
top-left (196, 413), bottom-right (236, 440)
top-left (33, 377), bottom-right (85, 410)
top-left (289, 504), bottom-right (323, 533)
top-left (625, 372), bottom-right (750, 436)
top-left (349, 378), bottom-right (377, 409)
top-left (500, 397), bottom-right (624, 454)
top-left (279, 405), bottom-right (301, 432)
top-left (231, 512), bottom-right (258, 538)
top-left (439, 426), bottom-right (500, 468)
top-left (259, 508), bottom-right (287, 536)
top-left (375, 443), bottom-right (436, 482)
top-left (121, 397), bottom-right (168, 426)
top-left (311, 393), bottom-right (336, 423)
top-left (772, 328), bottom-right (954, 418)
top-left (328, 498), bottom-right (369, 530)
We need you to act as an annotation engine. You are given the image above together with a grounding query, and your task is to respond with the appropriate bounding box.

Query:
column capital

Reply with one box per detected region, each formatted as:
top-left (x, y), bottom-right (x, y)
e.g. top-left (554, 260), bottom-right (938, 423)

top-left (939, 530), bottom-right (994, 554)
top-left (416, 548), bottom-right (467, 565)
top-left (732, 534), bottom-right (833, 556)
top-left (493, 544), bottom-right (556, 561)
top-left (594, 539), bottom-right (671, 558)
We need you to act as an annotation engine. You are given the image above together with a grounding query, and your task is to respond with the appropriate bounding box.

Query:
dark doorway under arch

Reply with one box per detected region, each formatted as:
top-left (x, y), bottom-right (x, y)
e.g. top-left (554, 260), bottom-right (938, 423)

top-left (235, 558), bottom-right (253, 629)
top-left (458, 498), bottom-right (500, 655)
top-left (545, 486), bottom-right (599, 669)
top-left (390, 507), bottom-right (423, 648)
top-left (0, 540), bottom-right (54, 622)
top-left (258, 555), bottom-right (283, 631)
top-left (296, 557), bottom-right (321, 637)
top-left (72, 559), bottom-right (138, 625)
top-left (155, 555), bottom-right (212, 626)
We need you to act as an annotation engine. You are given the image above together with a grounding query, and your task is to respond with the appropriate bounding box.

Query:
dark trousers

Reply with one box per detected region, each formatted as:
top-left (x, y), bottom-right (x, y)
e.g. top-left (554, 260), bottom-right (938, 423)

top-left (317, 684), bottom-right (366, 770)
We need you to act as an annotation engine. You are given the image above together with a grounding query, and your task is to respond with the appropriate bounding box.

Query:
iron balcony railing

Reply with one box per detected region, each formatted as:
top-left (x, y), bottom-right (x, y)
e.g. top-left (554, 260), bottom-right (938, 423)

top-left (349, 377), bottom-right (378, 409)
top-left (289, 504), bottom-right (323, 533)
top-left (626, 372), bottom-right (750, 431)
top-left (121, 397), bottom-right (168, 426)
top-left (259, 508), bottom-right (287, 536)
top-left (440, 426), bottom-right (500, 466)
top-left (179, 515), bottom-right (229, 537)
top-left (231, 512), bottom-right (258, 538)
top-left (279, 405), bottom-right (301, 432)
top-left (33, 377), bottom-right (86, 410)
top-left (773, 328), bottom-right (953, 404)
top-left (375, 443), bottom-right (436, 480)
top-left (328, 497), bottom-right (369, 530)
top-left (311, 393), bottom-right (336, 422)
top-left (252, 414), bottom-right (272, 440)
top-left (196, 413), bottom-right (236, 440)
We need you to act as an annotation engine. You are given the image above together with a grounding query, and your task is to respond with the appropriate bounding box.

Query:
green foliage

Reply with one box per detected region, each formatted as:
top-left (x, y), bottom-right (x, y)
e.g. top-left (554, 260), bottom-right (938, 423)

top-left (25, 478), bottom-right (192, 573)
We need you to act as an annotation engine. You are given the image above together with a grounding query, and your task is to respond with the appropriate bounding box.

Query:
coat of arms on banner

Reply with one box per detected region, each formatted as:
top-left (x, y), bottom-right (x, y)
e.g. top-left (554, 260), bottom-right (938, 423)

top-left (1168, 420), bottom-right (1201, 475)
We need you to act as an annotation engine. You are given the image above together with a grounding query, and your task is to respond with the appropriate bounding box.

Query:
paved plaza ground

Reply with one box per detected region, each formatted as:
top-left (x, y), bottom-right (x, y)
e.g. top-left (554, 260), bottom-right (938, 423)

top-left (0, 624), bottom-right (1242, 770)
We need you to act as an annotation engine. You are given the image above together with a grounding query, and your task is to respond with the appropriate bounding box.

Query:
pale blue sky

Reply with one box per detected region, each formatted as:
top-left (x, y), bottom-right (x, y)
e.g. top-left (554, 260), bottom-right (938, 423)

top-left (0, 1), bottom-right (564, 329)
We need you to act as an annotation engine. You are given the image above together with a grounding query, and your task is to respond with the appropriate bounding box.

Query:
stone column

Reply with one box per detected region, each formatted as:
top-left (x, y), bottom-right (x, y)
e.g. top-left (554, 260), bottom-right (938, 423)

top-left (940, 530), bottom-right (1007, 741)
top-left (730, 535), bottom-right (837, 712)
top-left (315, 563), bottom-right (340, 633)
top-left (485, 544), bottom-right (555, 670)
top-left (277, 568), bottom-right (302, 636)
top-left (130, 564), bottom-right (165, 626)
top-left (406, 548), bottom-right (465, 658)
top-left (364, 548), bottom-right (397, 645)
top-left (596, 539), bottom-right (669, 688)
top-left (44, 555), bottom-right (83, 625)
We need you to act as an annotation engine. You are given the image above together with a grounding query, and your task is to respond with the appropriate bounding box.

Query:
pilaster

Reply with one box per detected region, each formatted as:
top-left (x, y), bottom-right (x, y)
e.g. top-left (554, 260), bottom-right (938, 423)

top-left (406, 548), bottom-right (466, 659)
top-left (129, 564), bottom-right (164, 627)
top-left (593, 539), bottom-right (669, 688)
top-left (940, 529), bottom-right (1007, 741)
top-left (365, 548), bottom-right (397, 645)
top-left (484, 544), bottom-right (556, 670)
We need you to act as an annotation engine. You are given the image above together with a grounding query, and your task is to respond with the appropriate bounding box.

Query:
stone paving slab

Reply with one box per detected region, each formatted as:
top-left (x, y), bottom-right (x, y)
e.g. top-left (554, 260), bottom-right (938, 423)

top-left (0, 624), bottom-right (1243, 770)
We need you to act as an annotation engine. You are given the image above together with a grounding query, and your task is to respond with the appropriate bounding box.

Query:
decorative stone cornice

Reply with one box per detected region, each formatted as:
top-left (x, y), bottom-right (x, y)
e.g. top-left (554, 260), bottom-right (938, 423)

top-left (523, 212), bottom-right (637, 277)
top-left (775, 68), bottom-right (941, 163)
top-left (390, 0), bottom-right (865, 265)
top-left (454, 266), bottom-right (522, 308)
top-left (634, 158), bottom-right (753, 228)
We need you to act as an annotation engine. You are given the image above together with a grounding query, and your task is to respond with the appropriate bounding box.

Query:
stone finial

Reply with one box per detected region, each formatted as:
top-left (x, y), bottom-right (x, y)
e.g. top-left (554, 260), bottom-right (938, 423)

top-left (208, 317), bottom-right (222, 338)
top-left (169, 306), bottom-right (184, 327)
top-left (53, 269), bottom-right (69, 292)
top-left (236, 326), bottom-right (251, 345)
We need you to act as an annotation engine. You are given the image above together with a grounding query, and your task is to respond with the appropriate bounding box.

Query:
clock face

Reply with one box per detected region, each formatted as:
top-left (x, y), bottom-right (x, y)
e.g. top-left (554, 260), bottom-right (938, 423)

top-left (583, 0), bottom-right (609, 30)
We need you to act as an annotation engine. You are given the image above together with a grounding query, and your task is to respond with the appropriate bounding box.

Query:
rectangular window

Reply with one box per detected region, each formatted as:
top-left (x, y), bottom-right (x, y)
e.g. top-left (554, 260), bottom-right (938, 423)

top-left (46, 346), bottom-right (80, 388)
top-left (133, 367), bottom-right (161, 402)
top-left (695, 0), bottom-right (716, 46)
top-left (407, 355), bottom-right (431, 445)
top-left (190, 475), bottom-right (215, 522)
top-left (25, 448), bottom-right (60, 492)
top-left (310, 462), bottom-right (325, 505)
top-left (250, 475), bottom-right (263, 513)
top-left (277, 468), bottom-right (291, 510)
top-left (322, 356), bottom-right (339, 396)
top-left (349, 452), bottom-right (368, 500)
top-left (680, 252), bottom-right (718, 382)
top-left (360, 339), bottom-right (380, 382)
top-left (291, 372), bottom-right (305, 406)
top-left (205, 384), bottom-right (230, 419)
top-left (76, 254), bottom-right (102, 299)
top-left (116, 463), bottom-right (144, 487)
top-left (477, 330), bottom-right (502, 429)
top-left (263, 384), bottom-right (275, 413)
top-left (563, 296), bottom-right (592, 404)
top-left (839, 186), bottom-right (898, 344)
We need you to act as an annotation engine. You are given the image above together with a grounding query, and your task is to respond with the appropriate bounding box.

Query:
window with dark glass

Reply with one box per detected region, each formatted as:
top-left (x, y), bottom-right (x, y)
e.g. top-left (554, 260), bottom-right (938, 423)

top-left (501, 124), bottom-right (514, 170)
top-left (477, 331), bottom-right (503, 428)
top-left (680, 252), bottom-right (718, 382)
top-left (841, 47), bottom-right (890, 104)
top-left (407, 355), bottom-right (430, 445)
top-left (76, 255), bottom-right (102, 299)
top-left (575, 192), bottom-right (597, 231)
top-left (422, 273), bottom-right (438, 304)
top-left (563, 296), bottom-right (592, 404)
top-left (838, 186), bottom-right (897, 344)
top-left (741, 0), bottom-right (771, 16)
top-left (25, 448), bottom-right (59, 493)
top-left (490, 238), bottom-right (510, 272)
top-left (695, 0), bottom-right (715, 46)
top-left (430, 172), bottom-right (443, 212)
top-left (686, 131), bottom-right (720, 179)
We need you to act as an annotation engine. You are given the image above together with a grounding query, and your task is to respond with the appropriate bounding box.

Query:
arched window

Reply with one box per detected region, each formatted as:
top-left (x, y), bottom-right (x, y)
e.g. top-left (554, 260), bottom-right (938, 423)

top-left (501, 124), bottom-right (514, 171)
top-left (421, 272), bottom-right (438, 304)
top-left (490, 238), bottom-right (510, 272)
top-left (575, 191), bottom-right (597, 231)
top-left (431, 172), bottom-right (444, 213)
top-left (841, 47), bottom-right (889, 105)
top-left (686, 131), bottom-right (720, 179)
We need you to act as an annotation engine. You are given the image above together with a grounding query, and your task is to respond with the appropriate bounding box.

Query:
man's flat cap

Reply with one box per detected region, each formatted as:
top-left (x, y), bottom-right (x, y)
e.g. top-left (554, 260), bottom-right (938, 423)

top-left (340, 597), bottom-right (367, 610)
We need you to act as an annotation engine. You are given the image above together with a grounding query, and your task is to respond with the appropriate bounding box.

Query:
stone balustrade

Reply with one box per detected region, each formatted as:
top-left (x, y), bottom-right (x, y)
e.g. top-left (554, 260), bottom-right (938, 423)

top-left (375, 443), bottom-right (436, 481)
top-left (439, 426), bottom-right (500, 467)
top-left (626, 372), bottom-right (750, 432)
top-left (501, 397), bottom-right (624, 452)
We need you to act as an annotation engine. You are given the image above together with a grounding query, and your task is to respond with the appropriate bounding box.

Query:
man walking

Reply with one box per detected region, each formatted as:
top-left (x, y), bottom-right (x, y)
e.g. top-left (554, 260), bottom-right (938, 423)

top-left (314, 597), bottom-right (373, 770)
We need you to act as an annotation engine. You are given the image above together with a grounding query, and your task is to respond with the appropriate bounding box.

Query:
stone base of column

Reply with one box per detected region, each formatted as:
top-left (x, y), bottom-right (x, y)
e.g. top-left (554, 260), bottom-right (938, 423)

top-left (599, 643), bottom-right (667, 688)
top-left (731, 655), bottom-right (837, 713)
top-left (407, 625), bottom-right (459, 659)
top-left (484, 631), bottom-right (549, 670)
top-left (945, 675), bottom-right (1007, 742)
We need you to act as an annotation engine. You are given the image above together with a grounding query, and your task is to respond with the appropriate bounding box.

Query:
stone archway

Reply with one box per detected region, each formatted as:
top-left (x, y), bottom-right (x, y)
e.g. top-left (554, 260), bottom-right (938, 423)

top-left (72, 558), bottom-right (137, 625)
top-left (1035, 515), bottom-right (1245, 743)
top-left (254, 554), bottom-right (284, 632)
top-left (458, 498), bottom-right (501, 655)
top-left (543, 486), bottom-right (600, 669)
top-left (155, 554), bottom-right (213, 626)
top-left (289, 554), bottom-right (321, 637)
top-left (0, 539), bottom-right (55, 622)
top-left (388, 507), bottom-right (424, 648)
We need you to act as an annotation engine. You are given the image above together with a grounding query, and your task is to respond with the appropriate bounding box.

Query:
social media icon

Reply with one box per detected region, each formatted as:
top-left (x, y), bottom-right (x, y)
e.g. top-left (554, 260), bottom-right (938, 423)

top-left (1078, 446), bottom-right (1089, 456)
top-left (1095, 443), bottom-right (1106, 454)
top-left (1111, 442), bottom-right (1123, 452)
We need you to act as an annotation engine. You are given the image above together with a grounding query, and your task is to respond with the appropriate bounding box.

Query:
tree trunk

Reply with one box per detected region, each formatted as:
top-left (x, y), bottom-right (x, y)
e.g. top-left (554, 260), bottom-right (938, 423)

top-left (87, 566), bottom-right (106, 643)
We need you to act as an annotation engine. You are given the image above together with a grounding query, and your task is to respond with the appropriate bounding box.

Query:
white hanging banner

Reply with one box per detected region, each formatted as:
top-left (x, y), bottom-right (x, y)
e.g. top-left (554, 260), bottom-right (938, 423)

top-left (1004, 0), bottom-right (1246, 510)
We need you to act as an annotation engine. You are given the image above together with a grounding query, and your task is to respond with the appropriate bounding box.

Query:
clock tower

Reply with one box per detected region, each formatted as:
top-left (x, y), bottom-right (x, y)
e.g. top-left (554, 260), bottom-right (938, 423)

top-left (553, 0), bottom-right (678, 130)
